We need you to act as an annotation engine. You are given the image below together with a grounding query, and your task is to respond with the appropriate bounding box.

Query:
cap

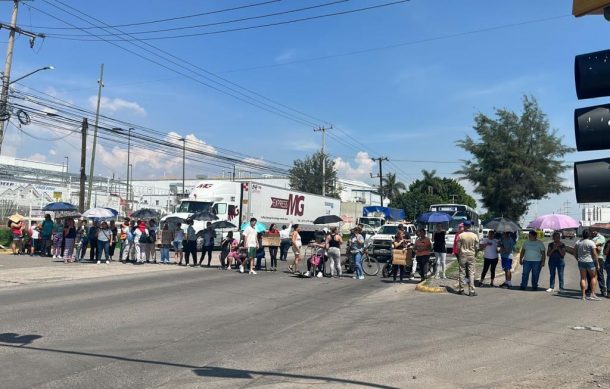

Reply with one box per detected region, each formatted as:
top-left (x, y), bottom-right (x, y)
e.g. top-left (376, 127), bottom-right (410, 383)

top-left (463, 221), bottom-right (472, 227)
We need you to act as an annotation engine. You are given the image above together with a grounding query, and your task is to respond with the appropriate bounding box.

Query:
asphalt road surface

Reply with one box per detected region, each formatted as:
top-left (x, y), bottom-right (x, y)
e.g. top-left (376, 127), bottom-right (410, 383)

top-left (1, 250), bottom-right (610, 388)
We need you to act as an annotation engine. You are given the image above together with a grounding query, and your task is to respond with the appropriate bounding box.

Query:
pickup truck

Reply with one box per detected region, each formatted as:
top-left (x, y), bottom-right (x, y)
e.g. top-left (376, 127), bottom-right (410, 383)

top-left (369, 223), bottom-right (416, 262)
top-left (561, 229), bottom-right (576, 239)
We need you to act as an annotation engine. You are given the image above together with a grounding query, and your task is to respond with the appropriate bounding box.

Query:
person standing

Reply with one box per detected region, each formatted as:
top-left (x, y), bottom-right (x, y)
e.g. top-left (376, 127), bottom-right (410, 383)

top-left (76, 220), bottom-right (88, 261)
top-left (223, 232), bottom-right (239, 270)
top-left (279, 225), bottom-right (291, 262)
top-left (392, 225), bottom-right (408, 283)
top-left (119, 219), bottom-right (130, 263)
top-left (546, 231), bottom-right (566, 293)
top-left (457, 221), bottom-right (479, 296)
top-left (479, 230), bottom-right (499, 287)
top-left (160, 222), bottom-right (172, 264)
top-left (183, 219), bottom-right (197, 267)
top-left (51, 219), bottom-right (64, 259)
top-left (9, 219), bottom-right (24, 255)
top-left (453, 223), bottom-right (466, 284)
top-left (326, 227), bottom-right (343, 278)
top-left (433, 224), bottom-right (447, 279)
top-left (108, 220), bottom-right (118, 261)
top-left (604, 240), bottom-right (610, 298)
top-left (96, 221), bottom-right (113, 264)
top-left (349, 226), bottom-right (365, 280)
top-left (267, 223), bottom-right (280, 271)
top-left (88, 221), bottom-right (99, 262)
top-left (173, 222), bottom-right (184, 264)
top-left (40, 214), bottom-right (54, 257)
top-left (519, 230), bottom-right (546, 291)
top-left (589, 230), bottom-right (607, 297)
top-left (199, 222), bottom-right (216, 267)
top-left (134, 220), bottom-right (149, 264)
top-left (62, 219), bottom-right (77, 263)
top-left (414, 228), bottom-right (432, 281)
top-left (289, 224), bottom-right (302, 274)
top-left (573, 230), bottom-right (600, 300)
top-left (498, 232), bottom-right (516, 288)
top-left (147, 219), bottom-right (157, 263)
top-left (29, 221), bottom-right (40, 256)
top-left (242, 218), bottom-right (259, 275)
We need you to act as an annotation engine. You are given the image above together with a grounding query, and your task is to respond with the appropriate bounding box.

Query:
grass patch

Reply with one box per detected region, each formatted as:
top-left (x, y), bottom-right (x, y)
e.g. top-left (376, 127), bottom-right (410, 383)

top-left (446, 252), bottom-right (485, 279)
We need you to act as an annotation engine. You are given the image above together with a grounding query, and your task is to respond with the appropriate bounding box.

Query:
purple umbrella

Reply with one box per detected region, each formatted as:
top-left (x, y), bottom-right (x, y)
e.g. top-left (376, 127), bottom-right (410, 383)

top-left (527, 214), bottom-right (580, 230)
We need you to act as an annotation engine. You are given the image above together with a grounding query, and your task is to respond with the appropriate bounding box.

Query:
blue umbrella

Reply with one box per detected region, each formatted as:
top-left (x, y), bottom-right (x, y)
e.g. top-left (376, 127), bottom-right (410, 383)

top-left (417, 211), bottom-right (452, 223)
top-left (240, 221), bottom-right (267, 233)
top-left (43, 202), bottom-right (78, 212)
top-left (104, 208), bottom-right (119, 217)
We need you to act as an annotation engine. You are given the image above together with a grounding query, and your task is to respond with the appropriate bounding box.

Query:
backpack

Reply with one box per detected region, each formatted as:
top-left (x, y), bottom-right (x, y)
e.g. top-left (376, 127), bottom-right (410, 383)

top-left (139, 229), bottom-right (149, 243)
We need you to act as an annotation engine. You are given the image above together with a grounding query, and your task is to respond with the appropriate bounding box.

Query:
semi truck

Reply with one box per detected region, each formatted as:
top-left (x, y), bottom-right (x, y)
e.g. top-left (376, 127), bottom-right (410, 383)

top-left (162, 180), bottom-right (341, 244)
top-left (357, 206), bottom-right (406, 228)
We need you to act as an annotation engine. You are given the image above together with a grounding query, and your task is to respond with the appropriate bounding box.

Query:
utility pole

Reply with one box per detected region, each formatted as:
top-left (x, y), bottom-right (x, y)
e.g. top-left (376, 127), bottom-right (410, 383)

top-left (181, 137), bottom-right (186, 198)
top-left (371, 157), bottom-right (388, 206)
top-left (232, 164), bottom-right (236, 181)
top-left (78, 118), bottom-right (88, 213)
top-left (125, 128), bottom-right (132, 216)
top-left (0, 1), bottom-right (46, 156)
top-left (86, 63), bottom-right (104, 209)
top-left (314, 126), bottom-right (331, 196)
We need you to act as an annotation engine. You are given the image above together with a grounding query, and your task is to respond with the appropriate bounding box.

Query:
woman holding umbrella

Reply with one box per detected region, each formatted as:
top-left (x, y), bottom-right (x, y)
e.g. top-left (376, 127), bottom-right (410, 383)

top-left (51, 218), bottom-right (64, 259)
top-left (40, 214), bottom-right (53, 257)
top-left (62, 218), bottom-right (77, 263)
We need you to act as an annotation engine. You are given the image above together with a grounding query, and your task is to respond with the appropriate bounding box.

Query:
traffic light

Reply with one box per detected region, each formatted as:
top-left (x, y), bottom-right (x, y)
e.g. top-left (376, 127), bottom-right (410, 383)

top-left (573, 11), bottom-right (610, 202)
top-left (573, 0), bottom-right (610, 17)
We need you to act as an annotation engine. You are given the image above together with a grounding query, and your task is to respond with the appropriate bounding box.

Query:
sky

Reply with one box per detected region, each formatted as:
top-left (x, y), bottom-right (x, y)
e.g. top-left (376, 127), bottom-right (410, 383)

top-left (1, 0), bottom-right (609, 223)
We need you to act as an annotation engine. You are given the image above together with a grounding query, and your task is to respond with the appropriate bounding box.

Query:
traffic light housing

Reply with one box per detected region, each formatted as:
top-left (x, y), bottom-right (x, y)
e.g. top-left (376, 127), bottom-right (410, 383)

top-left (573, 9), bottom-right (610, 202)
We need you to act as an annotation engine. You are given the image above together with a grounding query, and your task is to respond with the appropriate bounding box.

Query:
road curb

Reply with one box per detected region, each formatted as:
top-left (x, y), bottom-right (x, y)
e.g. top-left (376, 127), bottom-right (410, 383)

top-left (415, 280), bottom-right (445, 293)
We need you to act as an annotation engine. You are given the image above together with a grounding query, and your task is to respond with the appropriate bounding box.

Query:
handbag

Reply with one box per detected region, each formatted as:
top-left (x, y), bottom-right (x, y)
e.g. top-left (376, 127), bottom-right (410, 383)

top-left (310, 254), bottom-right (322, 266)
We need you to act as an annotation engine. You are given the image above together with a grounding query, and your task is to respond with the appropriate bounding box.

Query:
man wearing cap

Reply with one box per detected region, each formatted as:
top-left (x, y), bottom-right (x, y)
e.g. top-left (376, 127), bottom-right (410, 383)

top-left (519, 230), bottom-right (546, 291)
top-left (588, 230), bottom-right (607, 297)
top-left (457, 221), bottom-right (479, 296)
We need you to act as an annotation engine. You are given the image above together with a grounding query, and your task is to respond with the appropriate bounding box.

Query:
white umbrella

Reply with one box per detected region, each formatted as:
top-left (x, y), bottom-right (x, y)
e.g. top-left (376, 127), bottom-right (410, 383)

top-left (82, 208), bottom-right (115, 219)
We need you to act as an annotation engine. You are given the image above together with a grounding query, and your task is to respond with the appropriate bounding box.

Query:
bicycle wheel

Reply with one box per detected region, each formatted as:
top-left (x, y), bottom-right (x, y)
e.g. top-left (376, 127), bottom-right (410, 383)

top-left (361, 254), bottom-right (379, 276)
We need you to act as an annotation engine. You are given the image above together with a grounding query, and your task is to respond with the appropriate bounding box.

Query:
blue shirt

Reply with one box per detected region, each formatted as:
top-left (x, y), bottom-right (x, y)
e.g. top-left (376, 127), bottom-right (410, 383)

top-left (547, 242), bottom-right (565, 262)
top-left (500, 237), bottom-right (515, 258)
top-left (522, 239), bottom-right (545, 262)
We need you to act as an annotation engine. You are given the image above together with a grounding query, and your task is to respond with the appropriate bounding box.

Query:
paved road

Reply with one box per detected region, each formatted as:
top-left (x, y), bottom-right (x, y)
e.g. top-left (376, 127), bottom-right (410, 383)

top-left (1, 250), bottom-right (609, 388)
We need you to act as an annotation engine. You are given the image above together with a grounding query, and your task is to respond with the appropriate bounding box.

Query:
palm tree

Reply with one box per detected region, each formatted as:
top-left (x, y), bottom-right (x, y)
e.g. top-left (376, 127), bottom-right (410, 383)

top-left (414, 169), bottom-right (442, 195)
top-left (382, 173), bottom-right (406, 202)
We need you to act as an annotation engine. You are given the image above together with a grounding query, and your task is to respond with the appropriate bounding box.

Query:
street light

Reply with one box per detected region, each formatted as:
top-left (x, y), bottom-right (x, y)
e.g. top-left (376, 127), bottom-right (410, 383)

top-left (64, 156), bottom-right (68, 184)
top-left (114, 127), bottom-right (133, 216)
top-left (9, 65), bottom-right (54, 85)
top-left (0, 65), bottom-right (54, 156)
top-left (181, 137), bottom-right (186, 198)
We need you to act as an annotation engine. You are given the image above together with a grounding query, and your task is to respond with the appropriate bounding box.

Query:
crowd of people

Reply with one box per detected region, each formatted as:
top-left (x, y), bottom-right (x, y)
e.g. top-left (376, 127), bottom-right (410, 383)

top-left (6, 214), bottom-right (610, 297)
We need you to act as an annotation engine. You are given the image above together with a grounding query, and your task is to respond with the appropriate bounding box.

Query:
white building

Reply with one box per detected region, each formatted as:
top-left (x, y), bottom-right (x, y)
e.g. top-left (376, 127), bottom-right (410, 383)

top-left (581, 205), bottom-right (610, 227)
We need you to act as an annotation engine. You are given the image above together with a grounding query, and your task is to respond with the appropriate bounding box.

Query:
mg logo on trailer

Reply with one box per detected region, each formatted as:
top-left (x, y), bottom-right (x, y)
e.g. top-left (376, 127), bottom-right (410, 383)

top-left (271, 194), bottom-right (305, 216)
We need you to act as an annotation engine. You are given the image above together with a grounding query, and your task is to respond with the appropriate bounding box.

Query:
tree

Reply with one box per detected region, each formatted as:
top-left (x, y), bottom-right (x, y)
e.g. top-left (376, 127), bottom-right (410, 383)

top-left (289, 151), bottom-right (340, 198)
top-left (389, 173), bottom-right (476, 220)
top-left (382, 173), bottom-right (406, 202)
top-left (456, 95), bottom-right (573, 220)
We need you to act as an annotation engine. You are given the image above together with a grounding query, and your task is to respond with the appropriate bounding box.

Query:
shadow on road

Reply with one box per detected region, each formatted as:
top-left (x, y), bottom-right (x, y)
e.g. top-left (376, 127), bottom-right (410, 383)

top-left (0, 339), bottom-right (397, 388)
top-left (0, 333), bottom-right (42, 345)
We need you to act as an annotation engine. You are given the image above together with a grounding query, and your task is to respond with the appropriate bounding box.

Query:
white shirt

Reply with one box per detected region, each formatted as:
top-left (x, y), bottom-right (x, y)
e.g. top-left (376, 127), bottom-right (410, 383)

top-left (481, 237), bottom-right (499, 259)
top-left (279, 228), bottom-right (290, 240)
top-left (30, 227), bottom-right (40, 239)
top-left (243, 226), bottom-right (258, 248)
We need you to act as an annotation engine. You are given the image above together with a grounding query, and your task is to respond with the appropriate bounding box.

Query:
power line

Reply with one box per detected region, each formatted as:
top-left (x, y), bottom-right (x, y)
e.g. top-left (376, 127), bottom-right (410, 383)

top-left (45, 0), bottom-right (352, 38)
top-left (40, 0), bottom-right (411, 41)
top-left (22, 0), bottom-right (282, 30)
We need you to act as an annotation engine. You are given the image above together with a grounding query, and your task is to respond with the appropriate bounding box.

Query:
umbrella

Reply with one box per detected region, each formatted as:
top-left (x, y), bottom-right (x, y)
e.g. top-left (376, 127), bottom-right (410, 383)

top-left (483, 217), bottom-right (520, 233)
top-left (313, 215), bottom-right (343, 225)
top-left (527, 214), bottom-right (580, 230)
top-left (417, 212), bottom-right (452, 223)
top-left (43, 202), bottom-right (77, 212)
top-left (82, 208), bottom-right (115, 219)
top-left (240, 221), bottom-right (267, 233)
top-left (164, 216), bottom-right (186, 225)
top-left (54, 211), bottom-right (81, 219)
top-left (8, 213), bottom-right (24, 223)
top-left (104, 208), bottom-right (119, 217)
top-left (131, 208), bottom-right (160, 221)
top-left (211, 220), bottom-right (237, 229)
top-left (190, 211), bottom-right (218, 221)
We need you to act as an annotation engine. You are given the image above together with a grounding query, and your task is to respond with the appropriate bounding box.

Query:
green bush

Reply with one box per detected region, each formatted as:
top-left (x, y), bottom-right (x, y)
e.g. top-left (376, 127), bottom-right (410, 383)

top-left (0, 228), bottom-right (13, 247)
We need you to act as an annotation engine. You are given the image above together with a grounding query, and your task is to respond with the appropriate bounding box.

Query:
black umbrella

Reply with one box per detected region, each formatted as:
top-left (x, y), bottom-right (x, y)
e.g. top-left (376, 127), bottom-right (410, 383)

top-left (313, 215), bottom-right (343, 225)
top-left (483, 217), bottom-right (520, 233)
top-left (190, 211), bottom-right (219, 221)
top-left (164, 216), bottom-right (186, 225)
top-left (211, 220), bottom-right (236, 229)
top-left (131, 208), bottom-right (160, 221)
top-left (43, 202), bottom-right (77, 212)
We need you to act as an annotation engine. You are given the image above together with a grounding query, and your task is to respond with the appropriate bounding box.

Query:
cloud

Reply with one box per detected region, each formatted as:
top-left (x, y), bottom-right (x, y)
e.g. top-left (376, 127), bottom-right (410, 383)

top-left (28, 153), bottom-right (46, 162)
top-left (89, 96), bottom-right (147, 116)
top-left (275, 49), bottom-right (297, 63)
top-left (333, 152), bottom-right (375, 180)
top-left (167, 131), bottom-right (217, 155)
top-left (49, 149), bottom-right (57, 156)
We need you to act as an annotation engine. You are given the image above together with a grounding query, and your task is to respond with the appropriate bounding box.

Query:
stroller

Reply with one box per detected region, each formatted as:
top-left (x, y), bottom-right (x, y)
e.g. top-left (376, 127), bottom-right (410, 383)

top-left (302, 244), bottom-right (326, 278)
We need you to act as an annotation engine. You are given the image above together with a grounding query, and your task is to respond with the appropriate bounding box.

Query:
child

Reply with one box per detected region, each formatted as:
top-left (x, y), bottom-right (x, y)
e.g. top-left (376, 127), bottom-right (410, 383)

top-left (29, 221), bottom-right (40, 256)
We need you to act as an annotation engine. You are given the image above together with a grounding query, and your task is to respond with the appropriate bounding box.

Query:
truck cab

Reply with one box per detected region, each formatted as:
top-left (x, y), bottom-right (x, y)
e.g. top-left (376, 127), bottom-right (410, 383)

top-left (369, 223), bottom-right (416, 262)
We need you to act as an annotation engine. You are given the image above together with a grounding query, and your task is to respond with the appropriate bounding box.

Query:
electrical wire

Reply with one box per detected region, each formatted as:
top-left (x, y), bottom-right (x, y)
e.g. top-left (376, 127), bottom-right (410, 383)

top-left (45, 0), bottom-right (351, 37)
top-left (41, 0), bottom-right (411, 41)
top-left (23, 0), bottom-right (283, 29)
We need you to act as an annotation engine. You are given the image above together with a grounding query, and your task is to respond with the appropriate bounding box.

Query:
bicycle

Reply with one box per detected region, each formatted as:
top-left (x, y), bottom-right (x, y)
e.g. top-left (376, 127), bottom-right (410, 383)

top-left (343, 242), bottom-right (379, 276)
